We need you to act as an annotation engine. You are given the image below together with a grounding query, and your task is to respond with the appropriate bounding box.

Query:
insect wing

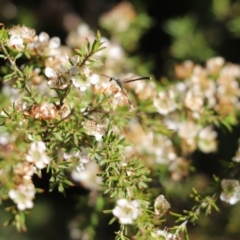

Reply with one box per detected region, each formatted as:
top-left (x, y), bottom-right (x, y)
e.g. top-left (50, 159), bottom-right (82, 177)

top-left (122, 76), bottom-right (151, 84)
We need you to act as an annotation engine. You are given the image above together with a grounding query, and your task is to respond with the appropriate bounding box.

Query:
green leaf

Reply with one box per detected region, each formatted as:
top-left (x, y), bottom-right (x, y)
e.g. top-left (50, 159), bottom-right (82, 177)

top-left (3, 73), bottom-right (14, 82)
top-left (58, 183), bottom-right (65, 193)
top-left (63, 178), bottom-right (74, 186)
top-left (15, 52), bottom-right (23, 60)
top-left (54, 132), bottom-right (63, 141)
top-left (108, 217), bottom-right (116, 225)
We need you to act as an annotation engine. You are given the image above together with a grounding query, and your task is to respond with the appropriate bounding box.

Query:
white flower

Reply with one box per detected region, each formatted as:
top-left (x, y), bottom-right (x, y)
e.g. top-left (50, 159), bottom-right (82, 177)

top-left (82, 67), bottom-right (91, 78)
top-left (153, 230), bottom-right (168, 239)
top-left (109, 90), bottom-right (129, 110)
top-left (45, 67), bottom-right (57, 78)
top-left (58, 104), bottom-right (71, 119)
top-left (84, 120), bottom-right (105, 141)
top-left (177, 121), bottom-right (200, 151)
top-left (28, 31), bottom-right (61, 56)
top-left (154, 195), bottom-right (171, 216)
top-left (71, 161), bottom-right (102, 190)
top-left (26, 141), bottom-right (51, 169)
top-left (178, 121), bottom-right (200, 140)
top-left (112, 199), bottom-right (141, 224)
top-left (8, 182), bottom-right (35, 210)
top-left (45, 67), bottom-right (69, 89)
top-left (89, 74), bottom-right (99, 84)
top-left (77, 23), bottom-right (92, 38)
top-left (206, 57), bottom-right (225, 74)
top-left (71, 75), bottom-right (90, 91)
top-left (14, 162), bottom-right (36, 181)
top-left (220, 179), bottom-right (240, 205)
top-left (49, 37), bottom-right (60, 49)
top-left (184, 90), bottom-right (203, 112)
top-left (153, 90), bottom-right (177, 115)
top-left (64, 149), bottom-right (90, 171)
top-left (106, 43), bottom-right (124, 61)
top-left (153, 229), bottom-right (180, 240)
top-left (38, 32), bottom-right (49, 43)
top-left (7, 35), bottom-right (24, 50)
top-left (8, 25), bottom-right (36, 41)
top-left (70, 66), bottom-right (89, 91)
top-left (197, 126), bottom-right (217, 153)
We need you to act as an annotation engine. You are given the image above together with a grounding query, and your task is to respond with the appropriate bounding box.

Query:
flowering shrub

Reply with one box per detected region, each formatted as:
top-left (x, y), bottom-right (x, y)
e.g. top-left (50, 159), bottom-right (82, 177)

top-left (1, 6), bottom-right (240, 239)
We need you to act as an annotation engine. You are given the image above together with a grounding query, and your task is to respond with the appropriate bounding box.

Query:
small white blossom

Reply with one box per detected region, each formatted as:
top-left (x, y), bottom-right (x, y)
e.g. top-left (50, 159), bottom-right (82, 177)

top-left (84, 120), bottom-right (105, 141)
top-left (64, 149), bottom-right (90, 171)
top-left (112, 199), bottom-right (141, 224)
top-left (26, 141), bottom-right (51, 169)
top-left (71, 161), bottom-right (102, 190)
top-left (28, 103), bottom-right (58, 120)
top-left (89, 74), bottom-right (99, 84)
top-left (109, 89), bottom-right (130, 110)
top-left (82, 67), bottom-right (91, 78)
top-left (197, 126), bottom-right (217, 153)
top-left (58, 104), bottom-right (71, 119)
top-left (14, 162), bottom-right (36, 181)
top-left (154, 195), bottom-right (171, 216)
top-left (7, 35), bottom-right (24, 50)
top-left (8, 25), bottom-right (36, 40)
top-left (220, 179), bottom-right (240, 205)
top-left (153, 90), bottom-right (177, 115)
top-left (70, 66), bottom-right (89, 91)
top-left (45, 67), bottom-right (69, 89)
top-left (206, 57), bottom-right (225, 74)
top-left (8, 182), bottom-right (35, 210)
top-left (38, 32), bottom-right (49, 43)
top-left (77, 23), bottom-right (93, 38)
top-left (177, 121), bottom-right (200, 152)
top-left (107, 43), bottom-right (124, 61)
top-left (70, 67), bottom-right (98, 91)
top-left (49, 37), bottom-right (60, 49)
top-left (153, 229), bottom-right (180, 240)
top-left (28, 31), bottom-right (61, 56)
top-left (45, 67), bottom-right (57, 78)
top-left (71, 75), bottom-right (90, 91)
top-left (178, 121), bottom-right (200, 141)
top-left (66, 23), bottom-right (95, 48)
top-left (153, 230), bottom-right (168, 239)
top-left (184, 90), bottom-right (203, 112)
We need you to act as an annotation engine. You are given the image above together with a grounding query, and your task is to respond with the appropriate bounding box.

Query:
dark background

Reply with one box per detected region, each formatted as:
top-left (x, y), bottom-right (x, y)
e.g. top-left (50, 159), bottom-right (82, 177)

top-left (2, 0), bottom-right (240, 78)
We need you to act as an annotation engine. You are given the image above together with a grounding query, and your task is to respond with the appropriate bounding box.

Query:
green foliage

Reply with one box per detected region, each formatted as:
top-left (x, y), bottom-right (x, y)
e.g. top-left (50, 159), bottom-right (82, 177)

top-left (227, 16), bottom-right (240, 37)
top-left (212, 0), bottom-right (230, 19)
top-left (164, 16), bottom-right (215, 61)
top-left (99, 2), bottom-right (152, 52)
top-left (164, 0), bottom-right (240, 64)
